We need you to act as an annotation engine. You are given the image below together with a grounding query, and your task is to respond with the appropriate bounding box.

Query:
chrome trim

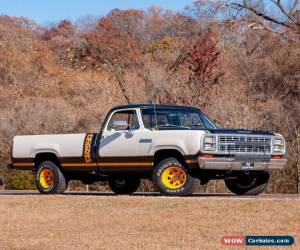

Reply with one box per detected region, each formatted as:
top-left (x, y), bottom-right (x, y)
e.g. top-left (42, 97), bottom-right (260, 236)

top-left (197, 156), bottom-right (287, 170)
top-left (215, 134), bottom-right (273, 155)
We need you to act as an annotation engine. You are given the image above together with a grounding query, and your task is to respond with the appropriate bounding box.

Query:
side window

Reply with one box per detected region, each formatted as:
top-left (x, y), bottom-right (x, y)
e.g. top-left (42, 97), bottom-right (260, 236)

top-left (107, 110), bottom-right (140, 131)
top-left (179, 113), bottom-right (204, 127)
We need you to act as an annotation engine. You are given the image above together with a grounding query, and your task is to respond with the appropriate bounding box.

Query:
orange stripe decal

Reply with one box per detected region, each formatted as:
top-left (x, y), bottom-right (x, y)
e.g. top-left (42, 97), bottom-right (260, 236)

top-left (61, 163), bottom-right (97, 167)
top-left (13, 163), bottom-right (35, 167)
top-left (185, 159), bottom-right (198, 164)
top-left (61, 162), bottom-right (153, 167)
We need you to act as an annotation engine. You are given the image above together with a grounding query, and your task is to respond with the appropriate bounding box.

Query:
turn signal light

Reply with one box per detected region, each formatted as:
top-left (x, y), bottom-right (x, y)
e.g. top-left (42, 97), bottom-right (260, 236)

top-left (272, 155), bottom-right (283, 159)
top-left (201, 153), bottom-right (214, 158)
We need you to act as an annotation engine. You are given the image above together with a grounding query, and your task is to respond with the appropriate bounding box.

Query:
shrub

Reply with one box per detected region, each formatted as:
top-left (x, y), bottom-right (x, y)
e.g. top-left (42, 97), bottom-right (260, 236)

top-left (8, 171), bottom-right (36, 190)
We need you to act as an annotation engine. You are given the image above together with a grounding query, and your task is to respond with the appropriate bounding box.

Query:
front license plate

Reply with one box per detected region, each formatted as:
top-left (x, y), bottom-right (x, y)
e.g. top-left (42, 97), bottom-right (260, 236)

top-left (242, 161), bottom-right (255, 169)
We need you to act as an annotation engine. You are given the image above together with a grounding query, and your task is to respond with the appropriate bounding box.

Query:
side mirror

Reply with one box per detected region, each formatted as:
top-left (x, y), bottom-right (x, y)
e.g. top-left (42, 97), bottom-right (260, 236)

top-left (112, 120), bottom-right (130, 131)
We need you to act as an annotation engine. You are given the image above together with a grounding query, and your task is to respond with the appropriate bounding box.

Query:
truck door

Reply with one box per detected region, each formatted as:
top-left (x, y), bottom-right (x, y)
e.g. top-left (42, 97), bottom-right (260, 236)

top-left (98, 109), bottom-right (143, 170)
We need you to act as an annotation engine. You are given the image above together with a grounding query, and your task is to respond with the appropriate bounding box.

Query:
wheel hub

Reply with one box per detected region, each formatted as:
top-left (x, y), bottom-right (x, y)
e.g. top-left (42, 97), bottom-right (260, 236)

top-left (39, 168), bottom-right (54, 189)
top-left (161, 166), bottom-right (186, 189)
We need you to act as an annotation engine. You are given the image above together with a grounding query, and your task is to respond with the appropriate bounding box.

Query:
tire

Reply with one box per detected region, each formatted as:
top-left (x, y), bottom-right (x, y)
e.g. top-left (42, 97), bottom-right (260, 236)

top-left (35, 161), bottom-right (67, 194)
top-left (108, 175), bottom-right (140, 195)
top-left (225, 172), bottom-right (270, 195)
top-left (153, 157), bottom-right (199, 196)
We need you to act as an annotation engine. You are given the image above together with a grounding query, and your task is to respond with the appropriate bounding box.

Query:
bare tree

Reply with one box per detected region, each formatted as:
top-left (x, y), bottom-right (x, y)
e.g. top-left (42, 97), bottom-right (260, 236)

top-left (226, 0), bottom-right (300, 34)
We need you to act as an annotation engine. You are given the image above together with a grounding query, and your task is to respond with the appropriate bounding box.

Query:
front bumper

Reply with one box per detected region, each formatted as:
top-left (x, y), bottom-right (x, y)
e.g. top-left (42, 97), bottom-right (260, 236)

top-left (198, 156), bottom-right (287, 171)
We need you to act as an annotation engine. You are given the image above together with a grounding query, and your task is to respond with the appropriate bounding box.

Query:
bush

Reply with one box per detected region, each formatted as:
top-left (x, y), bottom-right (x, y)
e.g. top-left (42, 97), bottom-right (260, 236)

top-left (8, 171), bottom-right (36, 190)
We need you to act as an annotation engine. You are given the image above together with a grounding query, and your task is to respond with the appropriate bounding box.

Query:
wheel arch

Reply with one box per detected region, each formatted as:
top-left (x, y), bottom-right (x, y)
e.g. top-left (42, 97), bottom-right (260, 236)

top-left (34, 152), bottom-right (61, 170)
top-left (153, 149), bottom-right (186, 167)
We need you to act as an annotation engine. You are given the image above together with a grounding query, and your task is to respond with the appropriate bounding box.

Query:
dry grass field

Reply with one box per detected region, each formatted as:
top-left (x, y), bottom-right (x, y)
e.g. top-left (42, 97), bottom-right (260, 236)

top-left (0, 194), bottom-right (299, 250)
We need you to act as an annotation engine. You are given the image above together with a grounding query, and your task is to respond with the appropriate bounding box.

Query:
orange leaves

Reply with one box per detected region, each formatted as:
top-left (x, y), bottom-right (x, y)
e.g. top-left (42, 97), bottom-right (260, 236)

top-left (42, 20), bottom-right (75, 40)
top-left (82, 13), bottom-right (142, 68)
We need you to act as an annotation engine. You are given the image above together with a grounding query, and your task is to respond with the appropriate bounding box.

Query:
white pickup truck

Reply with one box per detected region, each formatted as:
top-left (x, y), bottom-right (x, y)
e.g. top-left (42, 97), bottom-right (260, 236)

top-left (10, 104), bottom-right (287, 196)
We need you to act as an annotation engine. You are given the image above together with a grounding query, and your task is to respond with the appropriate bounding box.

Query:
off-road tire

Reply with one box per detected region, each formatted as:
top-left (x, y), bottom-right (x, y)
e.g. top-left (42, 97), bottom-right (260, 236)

top-left (108, 175), bottom-right (140, 195)
top-left (153, 157), bottom-right (199, 196)
top-left (225, 172), bottom-right (270, 195)
top-left (36, 161), bottom-right (67, 194)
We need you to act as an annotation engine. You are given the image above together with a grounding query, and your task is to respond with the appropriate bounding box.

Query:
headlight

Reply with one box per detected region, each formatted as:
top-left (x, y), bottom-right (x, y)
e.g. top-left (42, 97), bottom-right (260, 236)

top-left (273, 136), bottom-right (285, 154)
top-left (274, 139), bottom-right (283, 145)
top-left (203, 135), bottom-right (216, 151)
top-left (204, 136), bottom-right (215, 144)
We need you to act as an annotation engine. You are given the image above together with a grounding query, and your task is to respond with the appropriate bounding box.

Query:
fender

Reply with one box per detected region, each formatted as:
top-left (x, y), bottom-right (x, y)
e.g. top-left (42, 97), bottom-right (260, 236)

top-left (31, 145), bottom-right (61, 159)
top-left (150, 145), bottom-right (186, 157)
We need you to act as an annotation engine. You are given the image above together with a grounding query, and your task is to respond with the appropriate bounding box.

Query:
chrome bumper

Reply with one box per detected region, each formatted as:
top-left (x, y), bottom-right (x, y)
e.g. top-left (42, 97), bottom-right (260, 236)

top-left (198, 157), bottom-right (287, 171)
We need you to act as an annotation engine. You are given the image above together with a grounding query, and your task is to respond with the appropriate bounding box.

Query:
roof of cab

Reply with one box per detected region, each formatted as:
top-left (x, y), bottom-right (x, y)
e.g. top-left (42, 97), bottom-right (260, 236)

top-left (110, 104), bottom-right (200, 111)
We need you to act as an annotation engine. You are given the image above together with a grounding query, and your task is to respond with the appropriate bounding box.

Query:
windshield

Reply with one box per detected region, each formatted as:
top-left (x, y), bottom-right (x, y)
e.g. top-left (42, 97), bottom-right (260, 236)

top-left (141, 108), bottom-right (217, 130)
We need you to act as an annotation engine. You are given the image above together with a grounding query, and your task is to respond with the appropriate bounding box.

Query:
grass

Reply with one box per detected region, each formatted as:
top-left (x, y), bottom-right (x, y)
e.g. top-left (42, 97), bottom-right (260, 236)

top-left (0, 195), bottom-right (299, 250)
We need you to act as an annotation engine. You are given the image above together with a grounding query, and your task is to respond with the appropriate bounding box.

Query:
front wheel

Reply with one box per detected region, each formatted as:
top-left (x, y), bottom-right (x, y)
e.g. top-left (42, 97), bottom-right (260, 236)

top-left (108, 176), bottom-right (140, 195)
top-left (35, 161), bottom-right (67, 194)
top-left (153, 158), bottom-right (199, 196)
top-left (225, 172), bottom-right (270, 195)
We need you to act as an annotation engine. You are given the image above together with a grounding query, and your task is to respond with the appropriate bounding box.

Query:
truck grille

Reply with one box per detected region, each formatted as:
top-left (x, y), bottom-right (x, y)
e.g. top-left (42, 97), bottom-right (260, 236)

top-left (218, 135), bottom-right (271, 154)
top-left (219, 135), bottom-right (271, 143)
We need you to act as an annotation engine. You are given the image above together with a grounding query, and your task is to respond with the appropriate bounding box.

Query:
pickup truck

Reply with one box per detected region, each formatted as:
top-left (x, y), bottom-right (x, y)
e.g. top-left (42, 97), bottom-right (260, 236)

top-left (10, 104), bottom-right (287, 196)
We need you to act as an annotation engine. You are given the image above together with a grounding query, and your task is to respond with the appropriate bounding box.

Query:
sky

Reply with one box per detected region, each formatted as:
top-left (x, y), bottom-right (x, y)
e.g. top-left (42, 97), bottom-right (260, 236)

top-left (0, 0), bottom-right (194, 25)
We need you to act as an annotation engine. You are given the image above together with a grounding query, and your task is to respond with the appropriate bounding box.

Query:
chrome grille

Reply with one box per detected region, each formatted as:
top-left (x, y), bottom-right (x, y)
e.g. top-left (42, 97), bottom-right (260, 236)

top-left (219, 144), bottom-right (271, 153)
top-left (218, 135), bottom-right (271, 154)
top-left (219, 136), bottom-right (271, 144)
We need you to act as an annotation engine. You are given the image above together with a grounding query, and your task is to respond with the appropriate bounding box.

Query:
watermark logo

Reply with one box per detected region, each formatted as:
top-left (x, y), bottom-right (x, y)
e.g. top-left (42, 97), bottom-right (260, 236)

top-left (221, 236), bottom-right (294, 246)
top-left (246, 236), bottom-right (294, 246)
top-left (221, 236), bottom-right (244, 246)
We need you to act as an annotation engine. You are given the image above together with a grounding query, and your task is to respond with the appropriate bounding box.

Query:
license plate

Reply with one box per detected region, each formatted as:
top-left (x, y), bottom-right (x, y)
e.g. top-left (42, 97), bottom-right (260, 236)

top-left (242, 161), bottom-right (254, 169)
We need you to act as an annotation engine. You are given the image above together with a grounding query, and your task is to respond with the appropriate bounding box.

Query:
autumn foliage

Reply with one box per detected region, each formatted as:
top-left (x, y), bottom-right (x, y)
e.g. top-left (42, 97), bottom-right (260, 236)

top-left (187, 31), bottom-right (222, 84)
top-left (0, 1), bottom-right (299, 193)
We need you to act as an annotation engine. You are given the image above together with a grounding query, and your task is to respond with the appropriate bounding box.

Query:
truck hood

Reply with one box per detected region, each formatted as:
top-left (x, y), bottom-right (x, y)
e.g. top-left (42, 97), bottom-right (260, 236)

top-left (205, 128), bottom-right (274, 136)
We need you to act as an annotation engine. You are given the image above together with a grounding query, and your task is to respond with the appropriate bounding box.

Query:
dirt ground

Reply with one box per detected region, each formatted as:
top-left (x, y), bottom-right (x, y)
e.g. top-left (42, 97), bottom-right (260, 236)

top-left (0, 194), bottom-right (299, 250)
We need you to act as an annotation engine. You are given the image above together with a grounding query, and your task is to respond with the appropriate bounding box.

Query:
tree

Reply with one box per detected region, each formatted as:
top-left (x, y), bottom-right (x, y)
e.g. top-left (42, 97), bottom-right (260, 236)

top-left (187, 31), bottom-right (223, 85)
top-left (43, 20), bottom-right (75, 40)
top-left (173, 30), bottom-right (223, 108)
top-left (226, 0), bottom-right (300, 35)
top-left (83, 12), bottom-right (145, 104)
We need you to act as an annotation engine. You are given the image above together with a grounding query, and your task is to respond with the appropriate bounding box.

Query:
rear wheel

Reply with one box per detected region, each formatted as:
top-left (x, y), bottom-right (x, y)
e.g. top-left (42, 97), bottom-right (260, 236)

top-left (108, 176), bottom-right (140, 195)
top-left (153, 157), bottom-right (199, 196)
top-left (225, 172), bottom-right (270, 195)
top-left (36, 161), bottom-right (67, 194)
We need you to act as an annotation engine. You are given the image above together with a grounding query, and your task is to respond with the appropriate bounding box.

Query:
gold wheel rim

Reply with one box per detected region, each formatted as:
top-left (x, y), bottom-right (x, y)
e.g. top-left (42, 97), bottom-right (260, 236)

top-left (161, 166), bottom-right (187, 189)
top-left (39, 168), bottom-right (54, 189)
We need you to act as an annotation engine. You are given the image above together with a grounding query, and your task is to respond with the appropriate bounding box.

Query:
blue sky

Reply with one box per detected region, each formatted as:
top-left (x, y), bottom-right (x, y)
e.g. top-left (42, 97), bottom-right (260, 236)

top-left (0, 0), bottom-right (194, 25)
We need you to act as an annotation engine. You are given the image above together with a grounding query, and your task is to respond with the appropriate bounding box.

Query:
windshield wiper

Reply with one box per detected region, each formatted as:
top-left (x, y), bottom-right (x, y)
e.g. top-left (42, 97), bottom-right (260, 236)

top-left (189, 124), bottom-right (209, 129)
top-left (157, 124), bottom-right (191, 129)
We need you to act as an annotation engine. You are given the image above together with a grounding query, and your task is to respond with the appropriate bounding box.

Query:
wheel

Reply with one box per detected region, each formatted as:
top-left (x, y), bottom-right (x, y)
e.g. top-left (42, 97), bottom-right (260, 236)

top-left (35, 161), bottom-right (67, 194)
top-left (225, 172), bottom-right (270, 195)
top-left (153, 157), bottom-right (199, 196)
top-left (108, 175), bottom-right (140, 195)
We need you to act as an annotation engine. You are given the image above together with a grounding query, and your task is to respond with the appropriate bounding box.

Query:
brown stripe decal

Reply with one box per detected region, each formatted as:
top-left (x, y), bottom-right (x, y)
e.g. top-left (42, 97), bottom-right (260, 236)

top-left (12, 158), bottom-right (34, 163)
top-left (11, 158), bottom-right (35, 169)
top-left (97, 156), bottom-right (154, 163)
top-left (99, 162), bottom-right (153, 167)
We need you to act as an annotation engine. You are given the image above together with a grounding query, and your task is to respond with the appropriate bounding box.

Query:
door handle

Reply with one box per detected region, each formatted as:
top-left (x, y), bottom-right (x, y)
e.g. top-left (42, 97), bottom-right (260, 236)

top-left (139, 139), bottom-right (152, 143)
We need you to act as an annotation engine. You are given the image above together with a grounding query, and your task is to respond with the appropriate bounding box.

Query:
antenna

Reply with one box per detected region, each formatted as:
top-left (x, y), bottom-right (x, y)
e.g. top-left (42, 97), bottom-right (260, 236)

top-left (153, 101), bottom-right (158, 130)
